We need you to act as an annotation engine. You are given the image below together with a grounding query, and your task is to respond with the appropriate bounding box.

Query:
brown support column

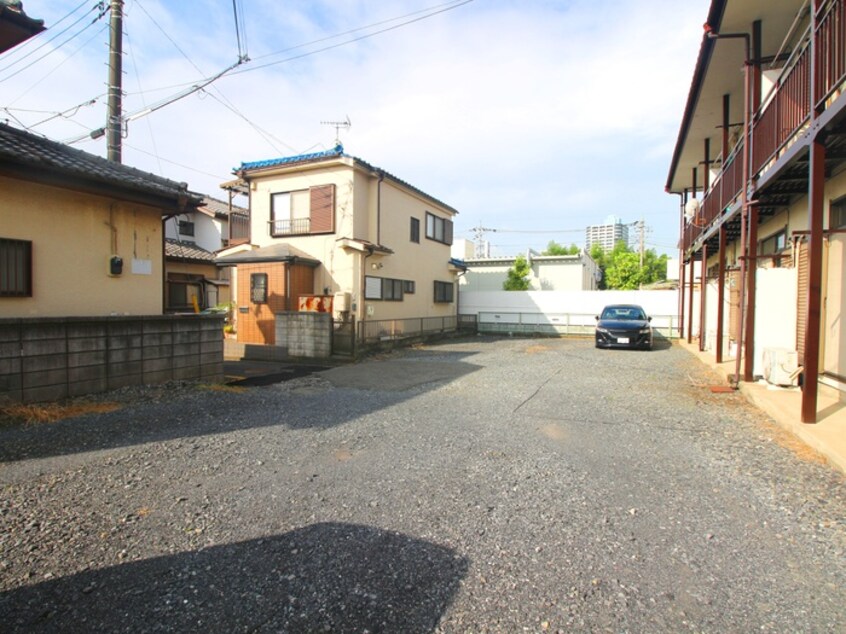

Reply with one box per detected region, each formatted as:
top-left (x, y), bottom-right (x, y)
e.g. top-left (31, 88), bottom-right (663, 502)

top-left (743, 204), bottom-right (759, 381)
top-left (699, 244), bottom-right (708, 351)
top-left (679, 260), bottom-right (686, 339)
top-left (716, 226), bottom-right (727, 363)
top-left (678, 192), bottom-right (686, 339)
top-left (801, 0), bottom-right (825, 422)
top-left (722, 95), bottom-right (730, 160)
top-left (703, 138), bottom-right (711, 191)
top-left (802, 137), bottom-right (825, 423)
top-left (687, 257), bottom-right (695, 344)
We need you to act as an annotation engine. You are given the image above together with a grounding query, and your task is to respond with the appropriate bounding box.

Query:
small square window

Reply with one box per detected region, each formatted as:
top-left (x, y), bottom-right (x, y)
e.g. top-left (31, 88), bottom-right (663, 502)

top-left (0, 238), bottom-right (32, 297)
top-left (434, 280), bottom-right (454, 303)
top-left (250, 273), bottom-right (268, 304)
top-left (403, 280), bottom-right (415, 294)
top-left (178, 221), bottom-right (195, 237)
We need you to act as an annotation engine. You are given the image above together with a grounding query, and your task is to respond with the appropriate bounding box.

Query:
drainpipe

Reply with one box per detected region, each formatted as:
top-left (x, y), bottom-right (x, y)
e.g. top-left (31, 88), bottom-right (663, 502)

top-left (374, 170), bottom-right (384, 246)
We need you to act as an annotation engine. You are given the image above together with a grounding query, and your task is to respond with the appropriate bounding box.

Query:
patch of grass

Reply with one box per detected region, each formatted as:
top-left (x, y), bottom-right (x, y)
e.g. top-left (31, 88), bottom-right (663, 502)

top-left (0, 401), bottom-right (121, 426)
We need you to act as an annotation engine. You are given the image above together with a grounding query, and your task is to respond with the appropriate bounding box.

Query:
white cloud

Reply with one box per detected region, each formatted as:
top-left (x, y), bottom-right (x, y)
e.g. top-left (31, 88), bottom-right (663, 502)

top-left (2, 0), bottom-right (711, 254)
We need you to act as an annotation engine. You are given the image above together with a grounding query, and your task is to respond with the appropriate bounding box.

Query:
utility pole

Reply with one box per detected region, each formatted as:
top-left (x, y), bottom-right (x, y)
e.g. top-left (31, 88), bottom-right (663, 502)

top-left (107, 0), bottom-right (124, 162)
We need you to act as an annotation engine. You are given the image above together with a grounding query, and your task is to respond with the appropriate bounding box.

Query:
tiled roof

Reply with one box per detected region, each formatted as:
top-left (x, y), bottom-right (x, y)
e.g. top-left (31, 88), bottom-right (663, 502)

top-left (0, 123), bottom-right (201, 208)
top-left (235, 144), bottom-right (459, 216)
top-left (200, 195), bottom-right (247, 218)
top-left (165, 238), bottom-right (216, 263)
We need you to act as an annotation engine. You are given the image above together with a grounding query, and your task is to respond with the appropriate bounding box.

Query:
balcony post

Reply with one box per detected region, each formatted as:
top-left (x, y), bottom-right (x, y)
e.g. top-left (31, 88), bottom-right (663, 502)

top-left (699, 243), bottom-right (708, 352)
top-left (716, 226), bottom-right (727, 363)
top-left (743, 202), bottom-right (759, 381)
top-left (687, 257), bottom-right (695, 344)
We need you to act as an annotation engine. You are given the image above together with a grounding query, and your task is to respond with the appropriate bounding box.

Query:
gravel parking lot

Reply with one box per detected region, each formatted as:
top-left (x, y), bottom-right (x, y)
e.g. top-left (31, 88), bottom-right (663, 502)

top-left (1, 336), bottom-right (845, 632)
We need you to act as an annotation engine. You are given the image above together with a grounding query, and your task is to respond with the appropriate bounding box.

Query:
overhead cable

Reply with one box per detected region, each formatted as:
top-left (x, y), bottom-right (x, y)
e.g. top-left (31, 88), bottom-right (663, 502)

top-left (0, 3), bottom-right (105, 82)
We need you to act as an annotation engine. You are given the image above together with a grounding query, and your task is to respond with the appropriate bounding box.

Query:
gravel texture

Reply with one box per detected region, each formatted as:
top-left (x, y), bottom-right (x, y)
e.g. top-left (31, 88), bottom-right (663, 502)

top-left (1, 336), bottom-right (845, 632)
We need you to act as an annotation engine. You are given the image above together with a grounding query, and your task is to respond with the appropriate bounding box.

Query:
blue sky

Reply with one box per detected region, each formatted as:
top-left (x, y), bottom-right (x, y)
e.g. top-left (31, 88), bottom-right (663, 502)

top-left (1, 0), bottom-right (711, 255)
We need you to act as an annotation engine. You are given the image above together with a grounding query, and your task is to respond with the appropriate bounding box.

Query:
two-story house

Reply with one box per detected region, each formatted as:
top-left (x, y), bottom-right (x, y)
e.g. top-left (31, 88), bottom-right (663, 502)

top-left (667, 0), bottom-right (846, 422)
top-left (164, 196), bottom-right (247, 312)
top-left (216, 145), bottom-right (462, 346)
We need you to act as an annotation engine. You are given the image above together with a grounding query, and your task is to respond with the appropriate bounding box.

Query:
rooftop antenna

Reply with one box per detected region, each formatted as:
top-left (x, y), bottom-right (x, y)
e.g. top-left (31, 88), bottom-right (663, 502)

top-left (321, 115), bottom-right (351, 147)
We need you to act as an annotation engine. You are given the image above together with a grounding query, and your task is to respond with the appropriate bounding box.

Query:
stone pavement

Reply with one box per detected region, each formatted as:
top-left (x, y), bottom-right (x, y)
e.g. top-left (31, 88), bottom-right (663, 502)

top-left (680, 340), bottom-right (846, 475)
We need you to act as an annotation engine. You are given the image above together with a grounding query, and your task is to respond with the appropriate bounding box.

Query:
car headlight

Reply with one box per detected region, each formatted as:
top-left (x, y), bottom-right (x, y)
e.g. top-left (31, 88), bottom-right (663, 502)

top-left (596, 327), bottom-right (610, 334)
top-left (639, 327), bottom-right (651, 334)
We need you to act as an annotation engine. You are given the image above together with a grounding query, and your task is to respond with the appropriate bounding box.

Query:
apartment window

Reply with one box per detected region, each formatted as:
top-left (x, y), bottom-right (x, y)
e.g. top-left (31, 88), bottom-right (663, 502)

top-left (0, 238), bottom-right (32, 297)
top-left (250, 273), bottom-right (268, 304)
top-left (403, 280), bottom-right (415, 294)
top-left (759, 229), bottom-right (787, 255)
top-left (178, 220), bottom-right (195, 237)
top-left (365, 276), bottom-right (405, 301)
top-left (425, 212), bottom-right (453, 245)
top-left (832, 197), bottom-right (846, 229)
top-left (410, 217), bottom-right (420, 243)
top-left (434, 280), bottom-right (454, 303)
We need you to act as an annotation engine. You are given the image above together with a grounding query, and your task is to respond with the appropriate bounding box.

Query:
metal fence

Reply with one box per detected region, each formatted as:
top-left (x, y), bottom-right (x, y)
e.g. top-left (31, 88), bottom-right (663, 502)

top-left (474, 311), bottom-right (679, 338)
top-left (358, 315), bottom-right (458, 343)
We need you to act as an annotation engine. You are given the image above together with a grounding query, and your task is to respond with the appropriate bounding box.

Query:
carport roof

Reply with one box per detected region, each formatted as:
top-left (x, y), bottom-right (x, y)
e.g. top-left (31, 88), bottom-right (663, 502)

top-left (215, 243), bottom-right (320, 267)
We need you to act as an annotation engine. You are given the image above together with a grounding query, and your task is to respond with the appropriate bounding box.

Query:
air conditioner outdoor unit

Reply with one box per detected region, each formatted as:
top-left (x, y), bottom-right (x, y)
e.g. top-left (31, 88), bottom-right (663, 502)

top-left (762, 347), bottom-right (799, 387)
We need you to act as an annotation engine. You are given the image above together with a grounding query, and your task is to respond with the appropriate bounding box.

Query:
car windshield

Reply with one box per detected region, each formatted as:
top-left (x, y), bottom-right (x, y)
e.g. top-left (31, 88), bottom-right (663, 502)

top-left (601, 307), bottom-right (645, 321)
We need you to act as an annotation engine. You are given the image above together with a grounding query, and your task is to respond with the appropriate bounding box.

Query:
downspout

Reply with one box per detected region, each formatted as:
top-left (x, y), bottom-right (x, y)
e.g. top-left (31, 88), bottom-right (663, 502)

top-left (361, 246), bottom-right (374, 341)
top-left (376, 170), bottom-right (384, 246)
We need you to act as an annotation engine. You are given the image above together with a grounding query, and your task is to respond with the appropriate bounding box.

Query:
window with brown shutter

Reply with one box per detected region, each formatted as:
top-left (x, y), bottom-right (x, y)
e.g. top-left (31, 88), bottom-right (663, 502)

top-left (309, 184), bottom-right (335, 233)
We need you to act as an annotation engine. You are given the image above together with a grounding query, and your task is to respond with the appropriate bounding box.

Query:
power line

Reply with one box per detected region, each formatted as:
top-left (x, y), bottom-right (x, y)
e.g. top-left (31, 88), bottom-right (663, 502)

top-left (0, 0), bottom-right (91, 62)
top-left (229, 0), bottom-right (474, 76)
top-left (0, 2), bottom-right (107, 82)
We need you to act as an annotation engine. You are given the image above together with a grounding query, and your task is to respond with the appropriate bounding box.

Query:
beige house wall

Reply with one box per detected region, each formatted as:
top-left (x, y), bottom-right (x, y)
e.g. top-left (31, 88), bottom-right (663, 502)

top-left (242, 158), bottom-right (458, 324)
top-left (0, 176), bottom-right (164, 317)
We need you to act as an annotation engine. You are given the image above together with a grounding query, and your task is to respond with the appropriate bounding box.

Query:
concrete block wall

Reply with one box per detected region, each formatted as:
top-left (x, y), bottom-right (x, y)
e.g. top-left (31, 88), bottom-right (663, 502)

top-left (0, 315), bottom-right (224, 403)
top-left (275, 312), bottom-right (332, 358)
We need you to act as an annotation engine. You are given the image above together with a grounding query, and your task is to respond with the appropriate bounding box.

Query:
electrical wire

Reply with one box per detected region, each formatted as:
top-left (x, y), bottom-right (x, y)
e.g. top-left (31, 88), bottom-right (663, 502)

top-left (7, 24), bottom-right (108, 108)
top-left (229, 0), bottom-right (474, 76)
top-left (0, 2), bottom-right (106, 80)
top-left (248, 0), bottom-right (470, 63)
top-left (0, 0), bottom-right (92, 61)
top-left (120, 0), bottom-right (475, 96)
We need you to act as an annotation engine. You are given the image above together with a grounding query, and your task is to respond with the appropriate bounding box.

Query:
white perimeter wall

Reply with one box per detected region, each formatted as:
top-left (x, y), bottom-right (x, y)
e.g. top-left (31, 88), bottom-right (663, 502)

top-left (459, 290), bottom-right (679, 333)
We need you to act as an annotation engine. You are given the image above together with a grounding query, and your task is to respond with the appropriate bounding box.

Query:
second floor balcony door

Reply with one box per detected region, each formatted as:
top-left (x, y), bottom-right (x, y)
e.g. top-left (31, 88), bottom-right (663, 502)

top-left (271, 190), bottom-right (310, 236)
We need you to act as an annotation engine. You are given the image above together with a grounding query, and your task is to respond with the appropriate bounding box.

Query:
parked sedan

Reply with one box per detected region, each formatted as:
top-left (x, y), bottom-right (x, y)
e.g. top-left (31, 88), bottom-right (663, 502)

top-left (595, 304), bottom-right (653, 350)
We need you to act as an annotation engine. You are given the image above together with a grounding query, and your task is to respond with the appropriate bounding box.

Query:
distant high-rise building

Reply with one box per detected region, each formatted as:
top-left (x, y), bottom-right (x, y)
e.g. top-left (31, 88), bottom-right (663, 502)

top-left (585, 215), bottom-right (629, 252)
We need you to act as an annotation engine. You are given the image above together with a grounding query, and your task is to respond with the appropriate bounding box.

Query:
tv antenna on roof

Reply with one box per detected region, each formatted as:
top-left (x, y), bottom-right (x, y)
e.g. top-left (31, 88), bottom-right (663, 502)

top-left (321, 116), bottom-right (351, 147)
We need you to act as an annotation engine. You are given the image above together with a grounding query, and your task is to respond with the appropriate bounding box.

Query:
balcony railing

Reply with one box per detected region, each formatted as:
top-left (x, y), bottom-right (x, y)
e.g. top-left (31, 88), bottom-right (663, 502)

top-left (270, 217), bottom-right (311, 237)
top-left (684, 0), bottom-right (846, 253)
top-left (229, 212), bottom-right (250, 246)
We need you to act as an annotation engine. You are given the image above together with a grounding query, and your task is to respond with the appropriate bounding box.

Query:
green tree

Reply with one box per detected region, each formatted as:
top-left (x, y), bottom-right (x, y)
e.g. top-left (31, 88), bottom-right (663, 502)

top-left (590, 241), bottom-right (669, 290)
top-left (543, 241), bottom-right (580, 256)
top-left (503, 254), bottom-right (532, 290)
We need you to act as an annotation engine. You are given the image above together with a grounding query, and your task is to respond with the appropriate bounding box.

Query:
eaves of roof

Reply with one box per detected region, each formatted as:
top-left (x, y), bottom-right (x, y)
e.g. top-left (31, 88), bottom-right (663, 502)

top-left (165, 238), bottom-right (217, 264)
top-left (665, 0), bottom-right (728, 192)
top-left (235, 144), bottom-right (460, 217)
top-left (0, 123), bottom-right (202, 211)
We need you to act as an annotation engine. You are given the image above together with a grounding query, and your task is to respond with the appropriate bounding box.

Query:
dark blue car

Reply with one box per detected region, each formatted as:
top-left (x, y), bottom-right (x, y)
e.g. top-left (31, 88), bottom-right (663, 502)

top-left (595, 304), bottom-right (653, 350)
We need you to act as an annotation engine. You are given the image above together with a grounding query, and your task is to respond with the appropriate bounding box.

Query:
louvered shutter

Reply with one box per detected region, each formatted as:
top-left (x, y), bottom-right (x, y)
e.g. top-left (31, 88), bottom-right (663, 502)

top-left (309, 184), bottom-right (335, 233)
top-left (796, 239), bottom-right (809, 365)
top-left (444, 218), bottom-right (454, 246)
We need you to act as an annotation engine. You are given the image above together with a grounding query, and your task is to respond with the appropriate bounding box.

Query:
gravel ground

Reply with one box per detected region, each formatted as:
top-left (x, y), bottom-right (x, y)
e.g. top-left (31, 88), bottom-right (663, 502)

top-left (1, 336), bottom-right (845, 633)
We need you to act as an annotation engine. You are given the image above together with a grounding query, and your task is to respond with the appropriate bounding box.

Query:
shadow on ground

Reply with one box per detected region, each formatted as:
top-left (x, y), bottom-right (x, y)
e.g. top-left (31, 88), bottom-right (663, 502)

top-left (0, 352), bottom-right (483, 464)
top-left (0, 522), bottom-right (469, 634)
